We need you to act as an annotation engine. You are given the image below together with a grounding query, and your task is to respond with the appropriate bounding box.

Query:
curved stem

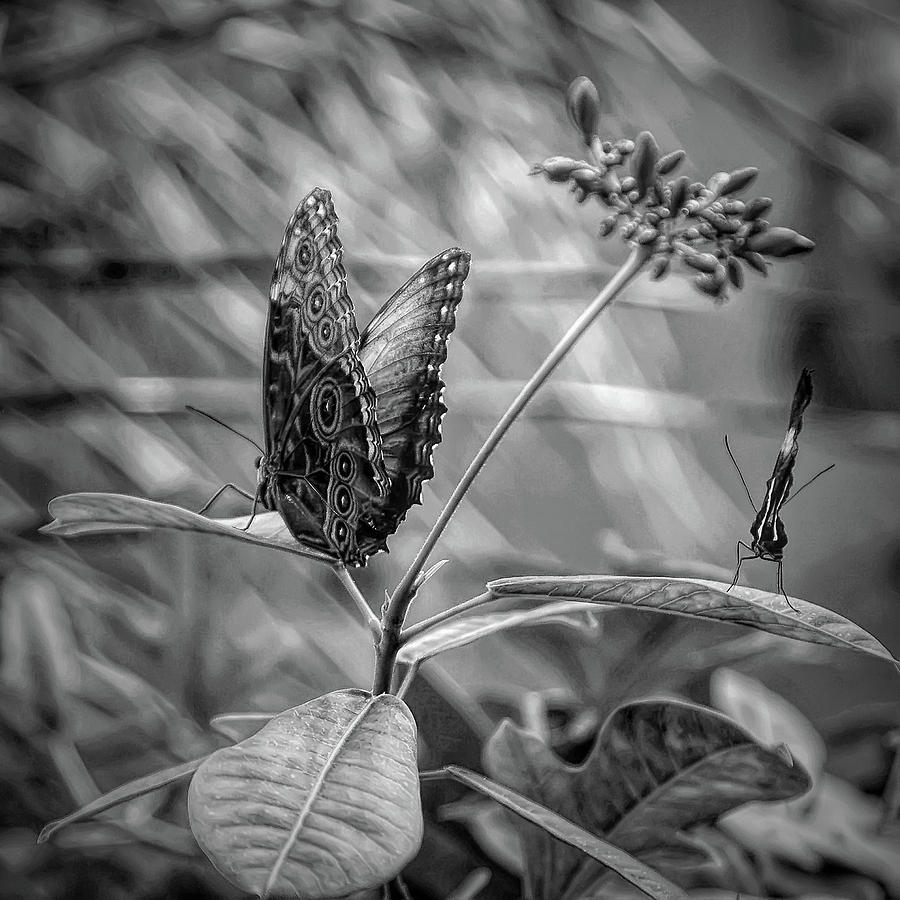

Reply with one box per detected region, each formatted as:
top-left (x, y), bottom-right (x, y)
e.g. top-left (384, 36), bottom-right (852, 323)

top-left (372, 244), bottom-right (651, 694)
top-left (332, 564), bottom-right (381, 642)
top-left (400, 591), bottom-right (494, 643)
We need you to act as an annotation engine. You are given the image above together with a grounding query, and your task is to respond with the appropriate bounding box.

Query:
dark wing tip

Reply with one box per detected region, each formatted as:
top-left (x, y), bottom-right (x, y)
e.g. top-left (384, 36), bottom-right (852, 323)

top-left (788, 368), bottom-right (814, 428)
top-left (794, 367), bottom-right (814, 406)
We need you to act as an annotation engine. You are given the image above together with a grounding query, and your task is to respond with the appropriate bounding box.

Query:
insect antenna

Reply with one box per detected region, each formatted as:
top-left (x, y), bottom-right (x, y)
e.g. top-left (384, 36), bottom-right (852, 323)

top-left (782, 463), bottom-right (836, 507)
top-left (724, 435), bottom-right (757, 512)
top-left (186, 406), bottom-right (265, 454)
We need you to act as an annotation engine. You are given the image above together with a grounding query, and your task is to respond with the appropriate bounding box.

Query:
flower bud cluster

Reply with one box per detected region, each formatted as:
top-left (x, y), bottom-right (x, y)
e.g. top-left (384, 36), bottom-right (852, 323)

top-left (531, 77), bottom-right (815, 301)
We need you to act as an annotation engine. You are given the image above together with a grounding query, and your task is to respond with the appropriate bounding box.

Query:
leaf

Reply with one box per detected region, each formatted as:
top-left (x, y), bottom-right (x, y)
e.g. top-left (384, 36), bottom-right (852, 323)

top-left (421, 767), bottom-right (688, 900)
top-left (710, 668), bottom-right (826, 789)
top-left (188, 689), bottom-right (422, 899)
top-left (0, 571), bottom-right (81, 733)
top-left (39, 756), bottom-right (207, 842)
top-left (209, 712), bottom-right (274, 742)
top-left (487, 576), bottom-right (899, 668)
top-left (398, 601), bottom-right (600, 667)
top-left (40, 492), bottom-right (332, 563)
top-left (720, 773), bottom-right (900, 894)
top-left (483, 698), bottom-right (811, 900)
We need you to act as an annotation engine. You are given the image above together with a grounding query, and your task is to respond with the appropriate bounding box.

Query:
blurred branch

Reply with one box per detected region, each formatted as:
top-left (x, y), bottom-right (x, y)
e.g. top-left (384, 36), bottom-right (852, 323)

top-left (0, 0), bottom-right (299, 89)
top-left (5, 249), bottom-right (884, 314)
top-left (778, 0), bottom-right (900, 30)
top-left (5, 375), bottom-right (899, 453)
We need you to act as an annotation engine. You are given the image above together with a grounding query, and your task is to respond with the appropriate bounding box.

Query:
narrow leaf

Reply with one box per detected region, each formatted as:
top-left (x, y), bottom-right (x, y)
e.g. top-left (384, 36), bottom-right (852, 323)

top-left (41, 492), bottom-right (332, 562)
top-left (39, 756), bottom-right (207, 842)
top-left (188, 689), bottom-right (422, 899)
top-left (398, 600), bottom-right (600, 667)
top-left (209, 712), bottom-right (274, 742)
top-left (421, 766), bottom-right (688, 900)
top-left (487, 576), bottom-right (898, 668)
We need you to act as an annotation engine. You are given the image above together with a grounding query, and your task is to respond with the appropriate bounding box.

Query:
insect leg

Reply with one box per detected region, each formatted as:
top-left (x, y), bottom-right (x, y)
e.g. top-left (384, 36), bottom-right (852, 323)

top-left (238, 488), bottom-right (262, 532)
top-left (776, 561), bottom-right (799, 613)
top-left (728, 541), bottom-right (757, 592)
top-left (197, 483), bottom-right (255, 515)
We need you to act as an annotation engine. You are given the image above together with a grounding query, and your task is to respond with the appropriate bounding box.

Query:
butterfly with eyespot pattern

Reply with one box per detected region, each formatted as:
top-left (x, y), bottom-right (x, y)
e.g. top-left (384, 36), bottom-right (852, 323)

top-left (217, 187), bottom-right (470, 566)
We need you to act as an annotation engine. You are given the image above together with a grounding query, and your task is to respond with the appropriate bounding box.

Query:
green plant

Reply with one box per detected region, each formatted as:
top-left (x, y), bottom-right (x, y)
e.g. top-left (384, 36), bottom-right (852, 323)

top-left (36, 77), bottom-right (898, 900)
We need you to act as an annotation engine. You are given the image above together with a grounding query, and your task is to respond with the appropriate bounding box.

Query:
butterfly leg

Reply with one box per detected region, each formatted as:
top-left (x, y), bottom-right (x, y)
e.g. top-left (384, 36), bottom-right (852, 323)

top-left (776, 561), bottom-right (799, 613)
top-left (237, 493), bottom-right (260, 532)
top-left (197, 483), bottom-right (255, 515)
top-left (728, 541), bottom-right (757, 592)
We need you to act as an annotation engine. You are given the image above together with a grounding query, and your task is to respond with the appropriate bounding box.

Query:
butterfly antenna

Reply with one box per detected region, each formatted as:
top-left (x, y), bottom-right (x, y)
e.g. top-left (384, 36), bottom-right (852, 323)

top-left (783, 463), bottom-right (836, 507)
top-left (186, 405), bottom-right (265, 454)
top-left (724, 435), bottom-right (757, 513)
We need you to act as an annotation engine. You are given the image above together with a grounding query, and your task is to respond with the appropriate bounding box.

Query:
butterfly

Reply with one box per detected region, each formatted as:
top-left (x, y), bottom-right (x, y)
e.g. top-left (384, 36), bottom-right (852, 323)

top-left (198, 188), bottom-right (470, 566)
top-left (725, 368), bottom-right (834, 609)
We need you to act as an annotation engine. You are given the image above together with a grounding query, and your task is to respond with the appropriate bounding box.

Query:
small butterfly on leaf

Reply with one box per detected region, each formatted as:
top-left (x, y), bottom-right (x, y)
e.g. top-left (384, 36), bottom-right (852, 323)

top-left (197, 188), bottom-right (470, 566)
top-left (725, 368), bottom-right (834, 610)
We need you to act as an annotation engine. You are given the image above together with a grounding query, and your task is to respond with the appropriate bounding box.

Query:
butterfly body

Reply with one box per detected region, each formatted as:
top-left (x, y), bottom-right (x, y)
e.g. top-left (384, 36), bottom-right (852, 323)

top-left (726, 368), bottom-right (832, 607)
top-left (255, 187), bottom-right (470, 565)
top-left (746, 368), bottom-right (811, 560)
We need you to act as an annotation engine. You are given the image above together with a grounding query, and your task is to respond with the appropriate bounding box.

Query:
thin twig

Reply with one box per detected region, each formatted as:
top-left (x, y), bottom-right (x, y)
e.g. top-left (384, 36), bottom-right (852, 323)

top-left (395, 662), bottom-right (420, 701)
top-left (400, 592), bottom-right (494, 643)
top-left (372, 244), bottom-right (651, 694)
top-left (332, 564), bottom-right (381, 642)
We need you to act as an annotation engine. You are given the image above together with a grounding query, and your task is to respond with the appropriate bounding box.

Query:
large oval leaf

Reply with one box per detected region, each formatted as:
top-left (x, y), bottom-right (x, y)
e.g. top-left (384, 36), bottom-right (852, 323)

top-left (484, 698), bottom-right (811, 900)
top-left (41, 492), bottom-right (331, 562)
top-left (488, 575), bottom-right (898, 667)
top-left (398, 600), bottom-right (600, 667)
top-left (188, 689), bottom-right (422, 899)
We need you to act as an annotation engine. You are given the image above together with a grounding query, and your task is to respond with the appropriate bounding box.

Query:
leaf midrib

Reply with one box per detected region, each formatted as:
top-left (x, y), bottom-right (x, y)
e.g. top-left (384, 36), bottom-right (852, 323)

top-left (262, 697), bottom-right (377, 898)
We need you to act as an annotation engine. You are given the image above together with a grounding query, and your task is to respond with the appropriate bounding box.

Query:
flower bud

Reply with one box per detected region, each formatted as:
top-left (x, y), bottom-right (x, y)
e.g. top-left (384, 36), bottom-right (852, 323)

top-left (739, 250), bottom-right (769, 275)
top-left (722, 166), bottom-right (758, 195)
top-left (655, 149), bottom-right (685, 176)
top-left (566, 76), bottom-right (601, 143)
top-left (722, 199), bottom-right (746, 216)
top-left (746, 227), bottom-right (815, 257)
top-left (531, 157), bottom-right (581, 182)
top-left (599, 216), bottom-right (617, 237)
top-left (694, 273), bottom-right (723, 297)
top-left (744, 197), bottom-right (773, 221)
top-left (706, 172), bottom-right (731, 196)
top-left (631, 131), bottom-right (659, 198)
top-left (683, 252), bottom-right (719, 273)
top-left (600, 170), bottom-right (621, 196)
top-left (669, 176), bottom-right (690, 214)
top-left (651, 257), bottom-right (670, 280)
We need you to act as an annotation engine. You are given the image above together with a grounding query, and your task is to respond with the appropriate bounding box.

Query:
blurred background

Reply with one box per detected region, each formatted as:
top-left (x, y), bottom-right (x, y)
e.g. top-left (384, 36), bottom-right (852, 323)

top-left (1, 0), bottom-right (899, 897)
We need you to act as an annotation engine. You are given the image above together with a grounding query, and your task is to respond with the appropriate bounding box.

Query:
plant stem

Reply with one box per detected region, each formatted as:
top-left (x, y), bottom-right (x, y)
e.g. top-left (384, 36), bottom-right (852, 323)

top-left (332, 564), bottom-right (381, 641)
top-left (400, 591), bottom-right (494, 643)
top-left (372, 244), bottom-right (651, 695)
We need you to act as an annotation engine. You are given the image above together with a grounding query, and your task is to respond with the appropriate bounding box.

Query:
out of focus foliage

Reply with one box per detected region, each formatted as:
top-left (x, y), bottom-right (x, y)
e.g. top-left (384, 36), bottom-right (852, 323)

top-left (1, 0), bottom-right (899, 897)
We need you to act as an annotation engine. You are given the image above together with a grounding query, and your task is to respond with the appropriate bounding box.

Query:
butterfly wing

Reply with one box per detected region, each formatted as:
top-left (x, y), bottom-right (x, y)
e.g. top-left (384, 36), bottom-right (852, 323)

top-left (262, 188), bottom-right (388, 565)
top-left (356, 248), bottom-right (471, 554)
top-left (750, 368), bottom-right (813, 555)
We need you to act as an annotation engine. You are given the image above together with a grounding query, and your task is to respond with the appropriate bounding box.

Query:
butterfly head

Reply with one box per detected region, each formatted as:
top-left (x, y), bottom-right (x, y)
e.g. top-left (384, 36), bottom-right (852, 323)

top-left (254, 454), bottom-right (279, 511)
